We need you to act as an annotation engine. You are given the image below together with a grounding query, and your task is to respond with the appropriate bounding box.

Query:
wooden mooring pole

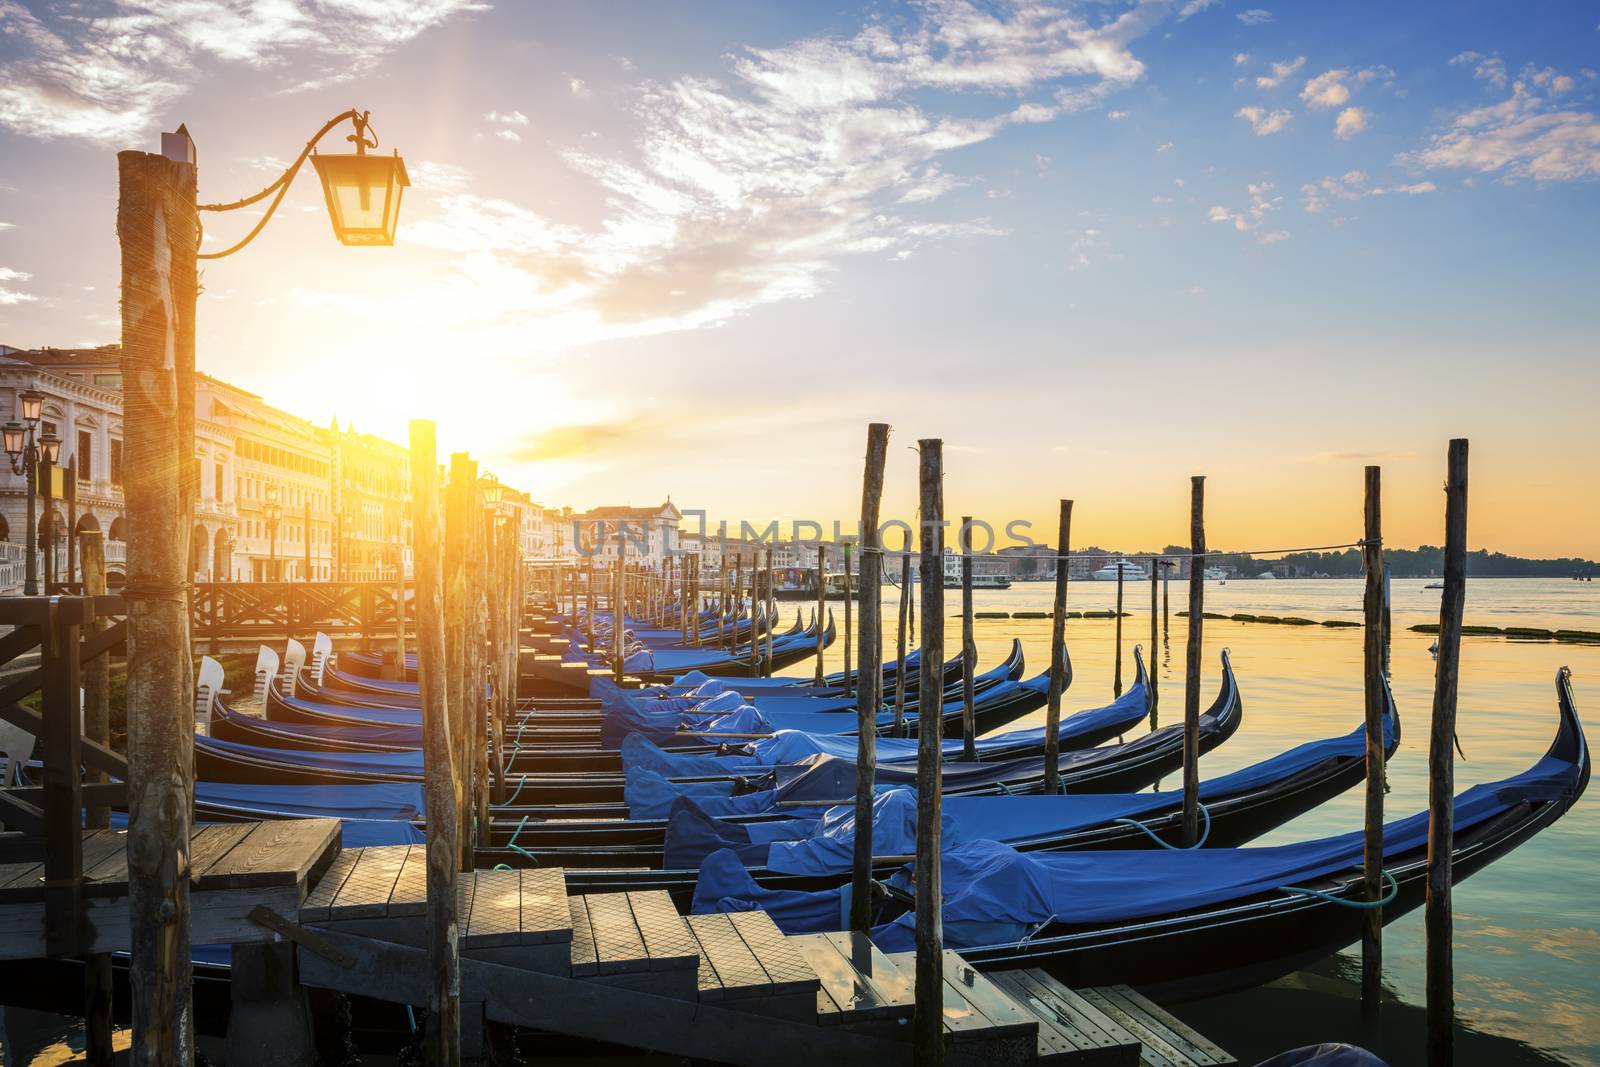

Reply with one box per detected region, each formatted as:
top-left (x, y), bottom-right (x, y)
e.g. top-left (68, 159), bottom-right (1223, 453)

top-left (119, 138), bottom-right (198, 1065)
top-left (81, 531), bottom-right (113, 1065)
top-left (960, 516), bottom-right (976, 760)
top-left (614, 529), bottom-right (626, 683)
top-left (393, 544), bottom-right (408, 678)
top-left (409, 420), bottom-right (459, 1066)
top-left (1182, 477), bottom-right (1206, 847)
top-left (1361, 466), bottom-right (1386, 1022)
top-left (764, 546), bottom-right (777, 676)
top-left (1114, 564), bottom-right (1125, 696)
top-left (731, 553), bottom-right (744, 654)
top-left (1149, 561), bottom-right (1159, 728)
top-left (748, 552), bottom-right (762, 676)
top-left (1428, 439), bottom-right (1469, 1067)
top-left (1044, 501), bottom-right (1071, 795)
top-left (843, 543), bottom-right (853, 696)
top-left (914, 440), bottom-right (945, 1065)
top-left (850, 423), bottom-right (889, 933)
top-left (895, 550), bottom-right (910, 736)
top-left (814, 544), bottom-right (827, 684)
top-left (445, 454), bottom-right (477, 866)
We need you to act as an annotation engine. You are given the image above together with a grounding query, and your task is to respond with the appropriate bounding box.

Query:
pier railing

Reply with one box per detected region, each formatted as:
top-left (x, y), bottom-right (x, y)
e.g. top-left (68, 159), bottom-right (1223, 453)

top-left (0, 594), bottom-right (130, 956)
top-left (191, 580), bottom-right (412, 650)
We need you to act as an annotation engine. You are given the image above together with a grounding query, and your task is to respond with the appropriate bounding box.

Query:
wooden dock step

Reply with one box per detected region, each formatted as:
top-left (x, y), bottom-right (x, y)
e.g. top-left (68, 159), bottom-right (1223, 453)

top-left (568, 890), bottom-right (698, 986)
top-left (1076, 985), bottom-right (1236, 1067)
top-left (303, 846), bottom-right (573, 971)
top-left (790, 931), bottom-right (914, 1025)
top-left (886, 949), bottom-right (1039, 1060)
top-left (685, 910), bottom-right (819, 1010)
top-left (987, 970), bottom-right (1142, 1066)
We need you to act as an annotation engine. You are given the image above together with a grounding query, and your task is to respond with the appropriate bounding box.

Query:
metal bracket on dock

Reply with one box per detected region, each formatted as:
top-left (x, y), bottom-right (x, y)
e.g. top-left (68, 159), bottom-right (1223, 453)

top-left (247, 905), bottom-right (355, 969)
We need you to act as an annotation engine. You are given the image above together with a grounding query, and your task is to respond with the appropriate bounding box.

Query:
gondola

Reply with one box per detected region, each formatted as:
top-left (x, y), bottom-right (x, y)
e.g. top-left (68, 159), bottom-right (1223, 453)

top-left (494, 670), bottom-right (1396, 892)
top-left (691, 666), bottom-right (1588, 1003)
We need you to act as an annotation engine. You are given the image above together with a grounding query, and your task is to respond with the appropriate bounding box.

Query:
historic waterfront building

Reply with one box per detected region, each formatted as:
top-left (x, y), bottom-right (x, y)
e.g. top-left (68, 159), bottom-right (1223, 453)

top-left (574, 501), bottom-right (682, 568)
top-left (320, 421), bottom-right (411, 581)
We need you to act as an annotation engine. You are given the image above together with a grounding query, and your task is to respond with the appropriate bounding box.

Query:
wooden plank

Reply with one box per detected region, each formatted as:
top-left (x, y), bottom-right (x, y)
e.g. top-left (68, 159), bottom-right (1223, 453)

top-left (199, 818), bottom-right (340, 891)
top-left (824, 930), bottom-right (912, 1007)
top-left (986, 971), bottom-right (1088, 1061)
top-left (517, 867), bottom-right (571, 945)
top-left (582, 892), bottom-right (648, 975)
top-left (994, 970), bottom-right (1141, 1063)
top-left (1081, 986), bottom-right (1235, 1067)
top-left (568, 896), bottom-right (598, 977)
top-left (887, 950), bottom-right (1036, 1044)
top-left (386, 845), bottom-right (428, 917)
top-left (466, 868), bottom-right (521, 948)
top-left (685, 913), bottom-right (769, 1001)
top-left (726, 910), bottom-right (817, 996)
top-left (328, 846), bottom-right (409, 920)
top-left (185, 823), bottom-right (258, 882)
top-left (887, 951), bottom-right (988, 1038)
top-left (301, 848), bottom-right (361, 922)
top-left (790, 932), bottom-right (910, 1024)
top-left (1102, 986), bottom-right (1233, 1065)
top-left (626, 891), bottom-right (698, 972)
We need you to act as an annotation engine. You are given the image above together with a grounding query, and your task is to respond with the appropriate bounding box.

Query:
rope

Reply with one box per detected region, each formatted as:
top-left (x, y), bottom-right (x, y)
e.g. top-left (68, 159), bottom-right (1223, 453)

top-left (1114, 801), bottom-right (1211, 849)
top-left (502, 813), bottom-right (540, 865)
top-left (1279, 869), bottom-right (1399, 909)
top-left (1016, 912), bottom-right (1059, 949)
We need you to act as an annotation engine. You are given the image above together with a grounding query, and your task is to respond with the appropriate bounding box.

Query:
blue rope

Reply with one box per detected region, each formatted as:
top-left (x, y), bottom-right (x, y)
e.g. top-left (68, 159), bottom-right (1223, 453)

top-left (1279, 869), bottom-right (1400, 909)
top-left (404, 1005), bottom-right (417, 1032)
top-left (1114, 801), bottom-right (1211, 849)
top-left (505, 774), bottom-right (527, 807)
top-left (503, 813), bottom-right (539, 865)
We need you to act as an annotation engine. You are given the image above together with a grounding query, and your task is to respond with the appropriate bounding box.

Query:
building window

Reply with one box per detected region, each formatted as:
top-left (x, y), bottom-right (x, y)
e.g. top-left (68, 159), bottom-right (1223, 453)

top-left (93, 373), bottom-right (122, 389)
top-left (110, 439), bottom-right (123, 486)
top-left (77, 431), bottom-right (92, 480)
top-left (215, 463), bottom-right (225, 501)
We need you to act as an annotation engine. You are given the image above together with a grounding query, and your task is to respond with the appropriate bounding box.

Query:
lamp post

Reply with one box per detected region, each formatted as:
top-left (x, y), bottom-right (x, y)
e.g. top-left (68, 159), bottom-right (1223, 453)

top-left (265, 484), bottom-right (281, 581)
top-left (4, 388), bottom-right (63, 596)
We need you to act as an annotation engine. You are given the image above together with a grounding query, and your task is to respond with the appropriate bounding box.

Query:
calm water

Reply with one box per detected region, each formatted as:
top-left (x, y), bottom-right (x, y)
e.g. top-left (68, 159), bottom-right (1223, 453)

top-left (810, 577), bottom-right (1599, 1067)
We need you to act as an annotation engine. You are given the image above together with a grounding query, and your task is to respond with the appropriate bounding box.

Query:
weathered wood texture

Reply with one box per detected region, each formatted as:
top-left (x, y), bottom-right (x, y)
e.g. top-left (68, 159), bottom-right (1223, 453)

top-left (1428, 439), bottom-right (1468, 1067)
top-left (895, 551), bottom-right (911, 736)
top-left (960, 516), bottom-right (976, 761)
top-left (1044, 501), bottom-right (1072, 795)
top-left (915, 439), bottom-right (945, 1065)
top-left (1361, 465), bottom-right (1385, 1020)
top-left (1183, 476), bottom-right (1205, 847)
top-left (851, 423), bottom-right (889, 933)
top-left (408, 421), bottom-right (460, 1066)
top-left (118, 144), bottom-right (198, 1067)
top-left (79, 532), bottom-right (113, 1067)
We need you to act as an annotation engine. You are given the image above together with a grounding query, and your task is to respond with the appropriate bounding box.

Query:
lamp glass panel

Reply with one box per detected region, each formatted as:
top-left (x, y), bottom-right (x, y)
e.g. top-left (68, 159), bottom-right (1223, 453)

top-left (18, 392), bottom-right (42, 423)
top-left (313, 153), bottom-right (410, 246)
top-left (2, 424), bottom-right (24, 456)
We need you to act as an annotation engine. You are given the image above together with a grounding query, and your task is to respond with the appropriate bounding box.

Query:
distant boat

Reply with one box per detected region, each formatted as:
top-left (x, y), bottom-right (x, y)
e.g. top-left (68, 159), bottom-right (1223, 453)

top-left (1256, 571), bottom-right (1277, 580)
top-left (1424, 581), bottom-right (1444, 590)
top-left (1203, 566), bottom-right (1228, 581)
top-left (1091, 559), bottom-right (1150, 582)
top-left (944, 573), bottom-right (1013, 590)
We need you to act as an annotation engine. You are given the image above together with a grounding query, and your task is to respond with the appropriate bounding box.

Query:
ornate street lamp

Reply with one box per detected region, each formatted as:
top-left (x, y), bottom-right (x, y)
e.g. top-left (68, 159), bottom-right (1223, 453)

top-left (199, 110), bottom-right (409, 259)
top-left (265, 484), bottom-right (282, 581)
top-left (4, 389), bottom-right (62, 595)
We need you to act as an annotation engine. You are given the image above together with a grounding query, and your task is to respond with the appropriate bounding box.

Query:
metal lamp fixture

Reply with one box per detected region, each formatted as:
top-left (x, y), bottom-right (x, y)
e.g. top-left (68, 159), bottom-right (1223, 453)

top-left (199, 109), bottom-right (408, 258)
top-left (18, 388), bottom-right (44, 424)
top-left (2, 422), bottom-right (24, 459)
top-left (38, 431), bottom-right (60, 466)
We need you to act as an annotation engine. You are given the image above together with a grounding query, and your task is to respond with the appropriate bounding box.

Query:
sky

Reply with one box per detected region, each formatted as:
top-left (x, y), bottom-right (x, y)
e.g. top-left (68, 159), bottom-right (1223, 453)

top-left (1, 1), bottom-right (1598, 558)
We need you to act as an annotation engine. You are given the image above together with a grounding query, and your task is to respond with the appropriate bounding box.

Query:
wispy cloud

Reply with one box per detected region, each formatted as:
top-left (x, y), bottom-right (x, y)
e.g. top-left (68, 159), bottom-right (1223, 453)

top-left (1236, 9), bottom-right (1275, 26)
top-left (0, 266), bottom-right (36, 305)
top-left (1177, 0), bottom-right (1220, 21)
top-left (1301, 170), bottom-right (1435, 212)
top-left (0, 1), bottom-right (487, 143)
top-left (1256, 56), bottom-right (1305, 90)
top-left (1451, 50), bottom-right (1507, 89)
top-left (1207, 181), bottom-right (1289, 243)
top-left (1401, 69), bottom-right (1600, 182)
top-left (400, 0), bottom-right (1171, 347)
top-left (1334, 106), bottom-right (1368, 139)
top-left (1235, 105), bottom-right (1292, 135)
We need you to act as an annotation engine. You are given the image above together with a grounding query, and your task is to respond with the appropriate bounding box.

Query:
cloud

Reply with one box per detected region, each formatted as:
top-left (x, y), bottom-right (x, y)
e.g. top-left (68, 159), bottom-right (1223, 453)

top-left (485, 110), bottom-right (530, 126)
top-left (1256, 56), bottom-right (1305, 90)
top-left (1234, 52), bottom-right (1249, 66)
top-left (1236, 9), bottom-right (1275, 25)
top-left (495, 129), bottom-right (523, 143)
top-left (1157, 141), bottom-right (1174, 152)
top-left (1301, 170), bottom-right (1436, 212)
top-left (0, 266), bottom-right (35, 305)
top-left (1235, 105), bottom-right (1292, 135)
top-left (1107, 110), bottom-right (1129, 120)
top-left (568, 77), bottom-right (591, 98)
top-left (391, 0), bottom-right (1171, 352)
top-left (0, 0), bottom-right (486, 143)
top-left (1335, 107), bottom-right (1369, 138)
top-left (1301, 70), bottom-right (1351, 109)
top-left (1207, 181), bottom-right (1288, 242)
top-left (1067, 227), bottom-right (1104, 271)
top-left (1401, 76), bottom-right (1600, 182)
top-left (1177, 0), bottom-right (1220, 20)
top-left (1451, 51), bottom-right (1507, 89)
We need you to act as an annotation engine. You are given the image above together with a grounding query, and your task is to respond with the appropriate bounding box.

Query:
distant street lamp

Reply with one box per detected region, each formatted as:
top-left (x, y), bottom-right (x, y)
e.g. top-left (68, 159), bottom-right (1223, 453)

top-left (4, 387), bottom-right (63, 595)
top-left (265, 484), bottom-right (282, 581)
